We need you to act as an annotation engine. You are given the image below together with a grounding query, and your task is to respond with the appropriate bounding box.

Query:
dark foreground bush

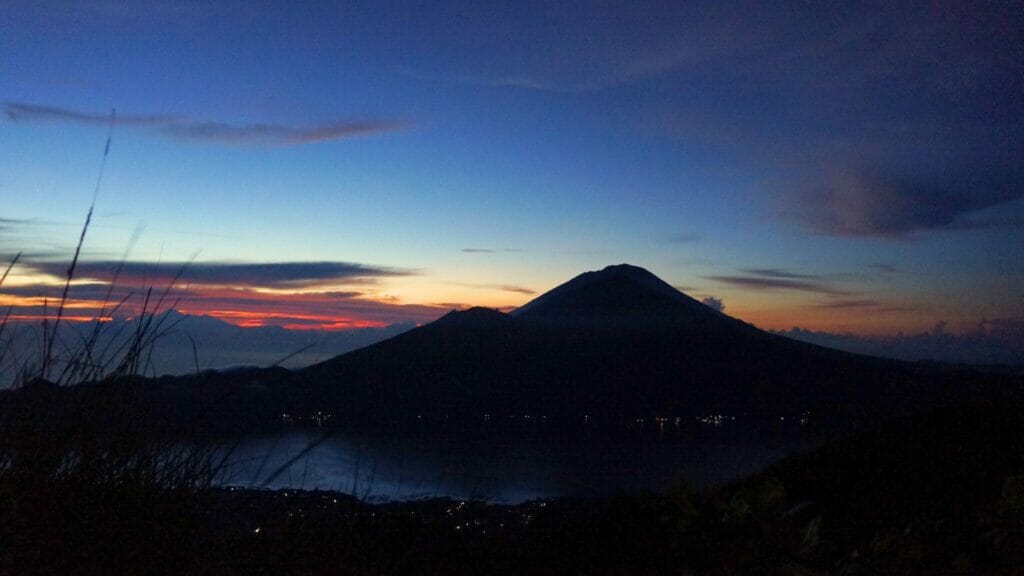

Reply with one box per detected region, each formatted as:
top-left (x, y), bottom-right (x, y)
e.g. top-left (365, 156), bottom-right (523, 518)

top-left (3, 398), bottom-right (1024, 575)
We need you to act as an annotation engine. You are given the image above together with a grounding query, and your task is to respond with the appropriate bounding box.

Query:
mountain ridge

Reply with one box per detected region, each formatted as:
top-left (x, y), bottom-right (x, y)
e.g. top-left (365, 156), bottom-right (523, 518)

top-left (296, 263), bottom-right (986, 429)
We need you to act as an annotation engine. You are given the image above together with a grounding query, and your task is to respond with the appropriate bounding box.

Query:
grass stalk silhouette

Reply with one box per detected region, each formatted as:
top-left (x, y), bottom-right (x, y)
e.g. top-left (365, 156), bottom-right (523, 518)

top-left (0, 116), bottom-right (227, 519)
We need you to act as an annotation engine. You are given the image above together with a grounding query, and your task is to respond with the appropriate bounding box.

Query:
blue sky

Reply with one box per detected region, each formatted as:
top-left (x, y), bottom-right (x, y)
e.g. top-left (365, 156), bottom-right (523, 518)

top-left (2, 1), bottom-right (1023, 337)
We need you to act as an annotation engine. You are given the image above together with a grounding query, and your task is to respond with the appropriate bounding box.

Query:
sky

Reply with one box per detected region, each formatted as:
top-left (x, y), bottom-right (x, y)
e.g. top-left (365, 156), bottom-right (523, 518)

top-left (1, 1), bottom-right (1023, 349)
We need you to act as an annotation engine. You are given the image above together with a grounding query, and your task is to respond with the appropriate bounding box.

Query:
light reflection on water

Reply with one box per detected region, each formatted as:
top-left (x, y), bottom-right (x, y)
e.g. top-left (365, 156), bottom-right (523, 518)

top-left (216, 431), bottom-right (807, 504)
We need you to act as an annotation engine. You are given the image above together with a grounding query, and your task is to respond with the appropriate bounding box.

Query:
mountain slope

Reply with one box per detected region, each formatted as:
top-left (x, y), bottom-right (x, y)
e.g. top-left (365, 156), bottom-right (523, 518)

top-left (299, 264), bottom-right (990, 428)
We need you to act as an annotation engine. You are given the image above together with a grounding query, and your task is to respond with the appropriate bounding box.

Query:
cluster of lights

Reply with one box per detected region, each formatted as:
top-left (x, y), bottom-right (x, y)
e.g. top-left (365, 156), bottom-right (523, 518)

top-left (509, 414), bottom-right (548, 421)
top-left (312, 410), bottom-right (331, 427)
top-left (634, 416), bottom-right (691, 427)
top-left (271, 410), bottom-right (831, 431)
top-left (696, 414), bottom-right (735, 427)
top-left (279, 410), bottom-right (333, 427)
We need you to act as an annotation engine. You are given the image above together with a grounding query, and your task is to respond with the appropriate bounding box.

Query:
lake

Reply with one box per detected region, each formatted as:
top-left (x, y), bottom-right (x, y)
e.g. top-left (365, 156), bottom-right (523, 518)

top-left (216, 430), bottom-right (810, 503)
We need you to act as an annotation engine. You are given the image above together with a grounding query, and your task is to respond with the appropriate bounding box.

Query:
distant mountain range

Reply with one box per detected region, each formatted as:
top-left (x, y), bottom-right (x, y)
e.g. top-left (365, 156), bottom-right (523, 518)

top-left (0, 310), bottom-right (415, 386)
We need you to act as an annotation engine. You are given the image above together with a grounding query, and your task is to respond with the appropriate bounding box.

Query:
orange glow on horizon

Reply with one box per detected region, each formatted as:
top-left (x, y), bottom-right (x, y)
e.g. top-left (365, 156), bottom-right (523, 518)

top-left (0, 295), bottom-right (114, 310)
top-left (5, 314), bottom-right (113, 323)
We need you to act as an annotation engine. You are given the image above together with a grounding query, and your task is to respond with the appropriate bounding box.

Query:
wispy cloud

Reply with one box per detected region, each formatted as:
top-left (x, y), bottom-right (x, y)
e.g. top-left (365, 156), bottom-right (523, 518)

top-left (708, 267), bottom-right (850, 297)
top-left (5, 101), bottom-right (405, 147)
top-left (5, 102), bottom-right (173, 125)
top-left (496, 285), bottom-right (535, 295)
top-left (741, 268), bottom-right (816, 280)
top-left (708, 275), bottom-right (849, 296)
top-left (452, 281), bottom-right (534, 295)
top-left (811, 299), bottom-right (884, 309)
top-left (161, 120), bottom-right (404, 146)
top-left (784, 170), bottom-right (1024, 238)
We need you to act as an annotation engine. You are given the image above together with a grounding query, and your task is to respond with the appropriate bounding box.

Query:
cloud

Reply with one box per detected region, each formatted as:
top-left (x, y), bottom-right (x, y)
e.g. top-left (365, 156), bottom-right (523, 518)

top-left (708, 275), bottom-right (849, 296)
top-left (786, 170), bottom-right (1024, 237)
top-left (5, 101), bottom-right (404, 147)
top-left (496, 285), bottom-right (535, 295)
top-left (808, 294), bottom-right (915, 314)
top-left (20, 260), bottom-right (413, 289)
top-left (741, 268), bottom-right (816, 280)
top-left (701, 296), bottom-right (724, 312)
top-left (0, 217), bottom-right (54, 227)
top-left (775, 318), bottom-right (1024, 366)
top-left (398, 3), bottom-right (815, 93)
top-left (708, 268), bottom-right (850, 296)
top-left (452, 281), bottom-right (535, 295)
top-left (2, 256), bottom-right (447, 330)
top-left (161, 120), bottom-right (404, 146)
top-left (430, 302), bottom-right (472, 310)
top-left (5, 102), bottom-right (172, 125)
top-left (0, 217), bottom-right (109, 262)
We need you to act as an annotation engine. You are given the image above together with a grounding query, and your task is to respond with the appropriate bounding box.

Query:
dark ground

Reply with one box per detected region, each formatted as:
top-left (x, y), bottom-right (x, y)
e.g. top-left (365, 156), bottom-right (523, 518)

top-left (3, 398), bottom-right (1024, 575)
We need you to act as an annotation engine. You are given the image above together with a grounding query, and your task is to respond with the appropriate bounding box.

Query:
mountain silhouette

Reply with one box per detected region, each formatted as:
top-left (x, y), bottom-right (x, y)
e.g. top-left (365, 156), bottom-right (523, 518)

top-left (296, 264), bottom-right (992, 429)
top-left (512, 264), bottom-right (725, 327)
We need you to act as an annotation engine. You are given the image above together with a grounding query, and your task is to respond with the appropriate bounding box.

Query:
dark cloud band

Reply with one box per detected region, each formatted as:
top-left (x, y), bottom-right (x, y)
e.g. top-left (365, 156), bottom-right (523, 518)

top-left (21, 260), bottom-right (413, 289)
top-left (5, 101), bottom-right (404, 147)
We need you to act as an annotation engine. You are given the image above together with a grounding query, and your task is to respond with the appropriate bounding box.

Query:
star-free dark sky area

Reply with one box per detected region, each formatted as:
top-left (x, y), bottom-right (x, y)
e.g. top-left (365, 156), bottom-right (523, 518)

top-left (1, 2), bottom-right (1022, 365)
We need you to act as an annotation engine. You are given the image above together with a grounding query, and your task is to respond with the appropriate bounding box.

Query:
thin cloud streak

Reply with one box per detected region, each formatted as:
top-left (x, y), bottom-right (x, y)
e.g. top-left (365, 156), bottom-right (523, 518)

top-left (496, 285), bottom-right (535, 295)
top-left (708, 266), bottom-right (852, 296)
top-left (707, 275), bottom-right (850, 296)
top-left (161, 120), bottom-right (405, 146)
top-left (5, 102), bottom-right (173, 125)
top-left (741, 268), bottom-right (817, 280)
top-left (452, 281), bottom-right (535, 295)
top-left (811, 299), bottom-right (885, 309)
top-left (5, 101), bottom-right (405, 147)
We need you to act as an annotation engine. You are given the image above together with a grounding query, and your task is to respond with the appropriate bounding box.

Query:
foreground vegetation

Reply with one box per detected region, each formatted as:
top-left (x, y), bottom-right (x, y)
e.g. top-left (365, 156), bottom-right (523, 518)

top-left (2, 397), bottom-right (1023, 575)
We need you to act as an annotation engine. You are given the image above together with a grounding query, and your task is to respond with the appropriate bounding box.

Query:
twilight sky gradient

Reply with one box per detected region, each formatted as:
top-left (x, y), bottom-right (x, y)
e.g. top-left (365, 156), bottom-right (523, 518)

top-left (2, 1), bottom-right (1023, 339)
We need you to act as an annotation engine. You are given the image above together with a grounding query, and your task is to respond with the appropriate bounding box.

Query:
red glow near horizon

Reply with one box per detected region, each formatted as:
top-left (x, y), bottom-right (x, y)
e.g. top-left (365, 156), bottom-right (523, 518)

top-left (0, 282), bottom-right (449, 331)
top-left (179, 308), bottom-right (388, 330)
